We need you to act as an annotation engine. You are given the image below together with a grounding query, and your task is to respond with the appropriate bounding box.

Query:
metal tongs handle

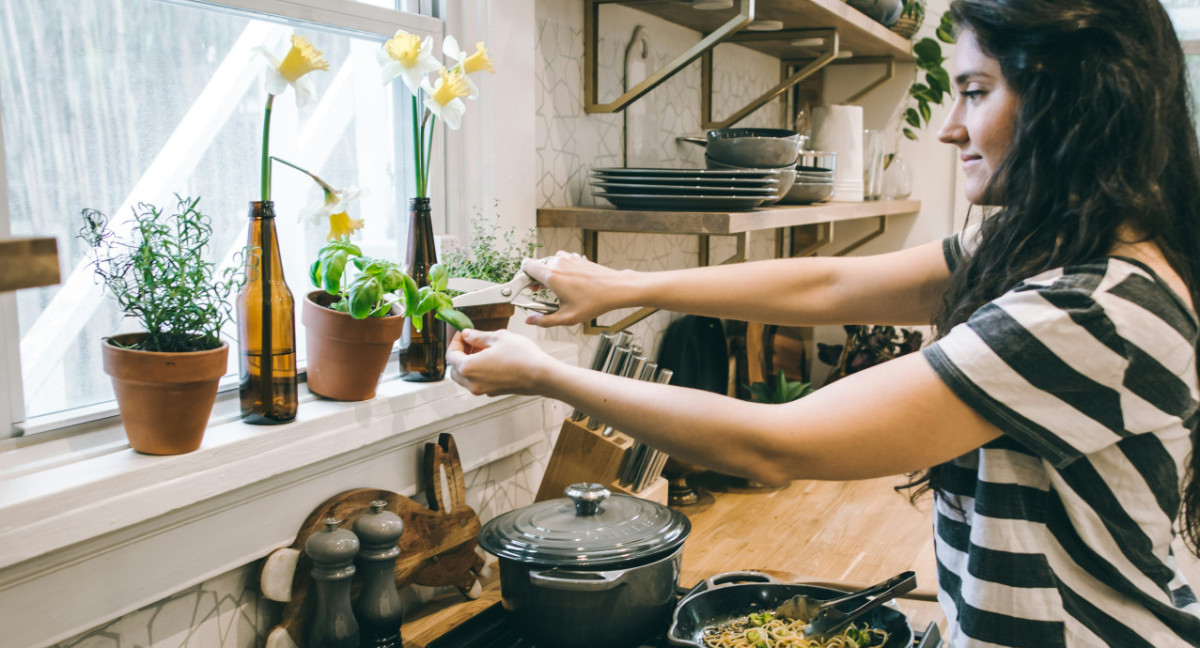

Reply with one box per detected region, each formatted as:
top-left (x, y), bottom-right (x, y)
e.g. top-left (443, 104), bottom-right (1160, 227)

top-left (806, 571), bottom-right (917, 638)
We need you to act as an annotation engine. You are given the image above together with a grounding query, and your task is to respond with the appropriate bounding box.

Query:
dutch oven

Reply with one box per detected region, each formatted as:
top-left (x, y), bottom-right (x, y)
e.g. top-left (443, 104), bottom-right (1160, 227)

top-left (478, 483), bottom-right (691, 648)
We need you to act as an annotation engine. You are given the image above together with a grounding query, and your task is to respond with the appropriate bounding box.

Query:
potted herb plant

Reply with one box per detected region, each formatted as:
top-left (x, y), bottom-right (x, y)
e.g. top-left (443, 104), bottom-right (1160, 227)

top-left (441, 209), bottom-right (540, 332)
top-left (80, 196), bottom-right (243, 455)
top-left (277, 158), bottom-right (470, 400)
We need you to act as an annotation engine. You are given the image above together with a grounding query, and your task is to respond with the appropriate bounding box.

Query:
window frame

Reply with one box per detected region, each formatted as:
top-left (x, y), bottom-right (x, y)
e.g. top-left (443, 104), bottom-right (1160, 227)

top-left (0, 0), bottom-right (453, 438)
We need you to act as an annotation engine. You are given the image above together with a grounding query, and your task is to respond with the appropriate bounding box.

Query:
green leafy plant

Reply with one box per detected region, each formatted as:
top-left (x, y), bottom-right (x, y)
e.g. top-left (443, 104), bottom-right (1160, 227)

top-left (746, 371), bottom-right (815, 404)
top-left (79, 195), bottom-right (244, 352)
top-left (309, 238), bottom-right (472, 331)
top-left (901, 11), bottom-right (957, 141)
top-left (441, 208), bottom-right (540, 287)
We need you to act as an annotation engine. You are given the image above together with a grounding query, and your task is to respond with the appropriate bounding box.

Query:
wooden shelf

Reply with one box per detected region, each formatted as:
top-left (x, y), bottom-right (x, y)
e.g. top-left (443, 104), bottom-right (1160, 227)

top-left (605, 0), bottom-right (914, 62)
top-left (536, 199), bottom-right (920, 235)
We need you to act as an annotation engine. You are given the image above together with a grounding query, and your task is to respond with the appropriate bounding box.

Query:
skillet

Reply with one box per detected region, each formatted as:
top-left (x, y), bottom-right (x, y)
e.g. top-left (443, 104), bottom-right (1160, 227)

top-left (667, 571), bottom-right (913, 647)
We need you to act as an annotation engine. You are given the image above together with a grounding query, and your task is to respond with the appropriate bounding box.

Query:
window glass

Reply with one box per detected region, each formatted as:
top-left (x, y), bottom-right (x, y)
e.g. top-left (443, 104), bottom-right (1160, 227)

top-left (2, 0), bottom-right (415, 420)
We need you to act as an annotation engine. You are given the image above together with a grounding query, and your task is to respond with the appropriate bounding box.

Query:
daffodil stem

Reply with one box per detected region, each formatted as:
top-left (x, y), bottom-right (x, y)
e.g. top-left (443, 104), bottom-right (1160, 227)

top-left (261, 94), bottom-right (275, 203)
top-left (412, 94), bottom-right (425, 198)
top-left (270, 156), bottom-right (336, 194)
top-left (424, 116), bottom-right (436, 197)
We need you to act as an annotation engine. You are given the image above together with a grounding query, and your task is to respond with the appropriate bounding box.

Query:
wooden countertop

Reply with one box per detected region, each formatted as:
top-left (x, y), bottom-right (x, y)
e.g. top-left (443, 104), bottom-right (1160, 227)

top-left (400, 473), bottom-right (944, 645)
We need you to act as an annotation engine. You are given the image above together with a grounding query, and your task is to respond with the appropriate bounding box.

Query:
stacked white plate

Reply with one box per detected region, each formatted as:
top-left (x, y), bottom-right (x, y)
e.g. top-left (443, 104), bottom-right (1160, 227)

top-left (591, 167), bottom-right (790, 211)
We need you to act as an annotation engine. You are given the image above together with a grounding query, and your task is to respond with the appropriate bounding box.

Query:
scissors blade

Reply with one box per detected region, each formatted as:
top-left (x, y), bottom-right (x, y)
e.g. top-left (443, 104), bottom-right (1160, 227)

top-left (451, 284), bottom-right (510, 309)
top-left (447, 277), bottom-right (498, 294)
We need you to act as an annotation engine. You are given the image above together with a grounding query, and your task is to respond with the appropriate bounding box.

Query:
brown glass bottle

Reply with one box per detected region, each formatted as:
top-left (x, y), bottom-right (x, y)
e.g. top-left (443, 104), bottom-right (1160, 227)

top-left (237, 200), bottom-right (298, 423)
top-left (398, 197), bottom-right (446, 381)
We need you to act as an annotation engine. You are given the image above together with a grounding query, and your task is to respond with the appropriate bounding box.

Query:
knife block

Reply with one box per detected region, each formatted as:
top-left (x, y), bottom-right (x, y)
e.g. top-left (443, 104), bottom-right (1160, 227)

top-left (536, 418), bottom-right (668, 505)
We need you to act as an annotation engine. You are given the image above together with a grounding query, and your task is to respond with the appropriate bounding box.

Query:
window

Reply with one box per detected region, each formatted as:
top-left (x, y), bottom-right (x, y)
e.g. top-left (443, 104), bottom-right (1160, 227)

top-left (0, 0), bottom-right (442, 432)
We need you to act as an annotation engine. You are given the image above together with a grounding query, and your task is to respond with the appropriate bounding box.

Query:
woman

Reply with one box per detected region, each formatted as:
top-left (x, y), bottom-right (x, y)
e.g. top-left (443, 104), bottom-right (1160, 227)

top-left (448, 0), bottom-right (1200, 644)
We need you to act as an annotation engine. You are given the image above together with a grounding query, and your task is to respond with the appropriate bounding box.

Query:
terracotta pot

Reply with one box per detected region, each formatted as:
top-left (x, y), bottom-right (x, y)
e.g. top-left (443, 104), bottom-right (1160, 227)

top-left (303, 291), bottom-right (405, 401)
top-left (101, 333), bottom-right (228, 455)
top-left (445, 302), bottom-right (516, 347)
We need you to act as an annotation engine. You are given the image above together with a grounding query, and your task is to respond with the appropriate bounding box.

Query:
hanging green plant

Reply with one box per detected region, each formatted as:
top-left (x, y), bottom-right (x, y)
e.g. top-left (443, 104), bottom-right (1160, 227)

top-left (902, 11), bottom-right (957, 141)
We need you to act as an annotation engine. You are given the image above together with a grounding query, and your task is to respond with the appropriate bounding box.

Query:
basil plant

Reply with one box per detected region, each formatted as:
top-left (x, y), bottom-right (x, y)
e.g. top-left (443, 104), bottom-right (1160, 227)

top-left (310, 239), bottom-right (472, 330)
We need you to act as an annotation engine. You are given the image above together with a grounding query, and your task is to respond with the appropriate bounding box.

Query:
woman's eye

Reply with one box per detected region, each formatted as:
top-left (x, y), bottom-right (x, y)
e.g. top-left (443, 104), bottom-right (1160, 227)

top-left (961, 89), bottom-right (986, 102)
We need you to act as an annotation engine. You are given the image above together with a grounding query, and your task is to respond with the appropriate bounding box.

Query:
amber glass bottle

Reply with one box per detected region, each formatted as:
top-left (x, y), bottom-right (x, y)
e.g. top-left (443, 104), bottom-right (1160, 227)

top-left (237, 200), bottom-right (298, 422)
top-left (398, 197), bottom-right (446, 381)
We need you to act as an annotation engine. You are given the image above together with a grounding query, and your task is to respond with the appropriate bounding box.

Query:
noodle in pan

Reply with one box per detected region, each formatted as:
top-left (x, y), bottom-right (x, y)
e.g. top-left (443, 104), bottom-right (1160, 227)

top-left (700, 611), bottom-right (889, 648)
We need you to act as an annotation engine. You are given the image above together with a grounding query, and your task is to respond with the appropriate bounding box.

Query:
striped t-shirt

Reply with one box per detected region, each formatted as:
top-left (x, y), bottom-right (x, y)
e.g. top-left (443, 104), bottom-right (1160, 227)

top-left (923, 234), bottom-right (1200, 647)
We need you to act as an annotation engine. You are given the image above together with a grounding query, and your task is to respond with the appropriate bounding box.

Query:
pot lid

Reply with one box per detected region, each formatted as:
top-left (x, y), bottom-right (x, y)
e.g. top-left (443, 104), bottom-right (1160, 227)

top-left (478, 483), bottom-right (691, 567)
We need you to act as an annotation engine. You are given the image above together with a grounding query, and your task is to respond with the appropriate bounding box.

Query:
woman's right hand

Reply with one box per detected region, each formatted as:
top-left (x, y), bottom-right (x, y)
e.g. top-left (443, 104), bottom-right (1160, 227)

top-left (520, 251), bottom-right (631, 327)
top-left (446, 328), bottom-right (557, 397)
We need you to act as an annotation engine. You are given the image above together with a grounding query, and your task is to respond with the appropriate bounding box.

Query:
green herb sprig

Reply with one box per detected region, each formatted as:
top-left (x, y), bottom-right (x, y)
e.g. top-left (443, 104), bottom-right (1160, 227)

top-left (79, 195), bottom-right (244, 352)
top-left (441, 208), bottom-right (540, 287)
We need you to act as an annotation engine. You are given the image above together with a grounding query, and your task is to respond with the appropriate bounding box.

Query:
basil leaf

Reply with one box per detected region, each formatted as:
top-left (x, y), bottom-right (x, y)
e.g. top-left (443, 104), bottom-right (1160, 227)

top-left (436, 307), bottom-right (473, 331)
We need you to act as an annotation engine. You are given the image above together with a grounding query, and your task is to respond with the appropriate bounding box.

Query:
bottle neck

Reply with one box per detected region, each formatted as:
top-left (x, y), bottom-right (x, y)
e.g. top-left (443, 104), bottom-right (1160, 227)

top-left (246, 201), bottom-right (286, 278)
top-left (405, 198), bottom-right (436, 281)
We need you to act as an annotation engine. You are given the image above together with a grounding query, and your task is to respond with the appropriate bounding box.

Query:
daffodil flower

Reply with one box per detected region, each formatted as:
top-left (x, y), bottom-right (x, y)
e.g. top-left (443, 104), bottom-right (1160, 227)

top-left (378, 30), bottom-right (440, 94)
top-left (257, 35), bottom-right (330, 109)
top-left (420, 67), bottom-right (471, 130)
top-left (301, 185), bottom-right (366, 241)
top-left (442, 36), bottom-right (496, 99)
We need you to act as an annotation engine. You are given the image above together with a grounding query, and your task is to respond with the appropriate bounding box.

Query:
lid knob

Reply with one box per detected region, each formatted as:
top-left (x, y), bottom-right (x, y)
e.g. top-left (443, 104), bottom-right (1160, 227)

top-left (565, 483), bottom-right (610, 516)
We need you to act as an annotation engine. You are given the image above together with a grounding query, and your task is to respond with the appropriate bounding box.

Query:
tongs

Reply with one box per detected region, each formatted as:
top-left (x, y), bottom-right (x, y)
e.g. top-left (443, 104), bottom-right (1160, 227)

top-left (448, 271), bottom-right (559, 314)
top-left (776, 570), bottom-right (917, 639)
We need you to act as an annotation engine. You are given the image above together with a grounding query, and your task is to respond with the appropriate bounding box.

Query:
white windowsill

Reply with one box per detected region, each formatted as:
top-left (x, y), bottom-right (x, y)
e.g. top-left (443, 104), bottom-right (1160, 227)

top-left (0, 339), bottom-right (576, 648)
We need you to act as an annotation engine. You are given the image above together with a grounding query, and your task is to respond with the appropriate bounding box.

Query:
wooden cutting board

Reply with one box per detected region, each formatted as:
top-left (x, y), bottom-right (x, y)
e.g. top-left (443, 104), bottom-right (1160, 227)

top-left (261, 433), bottom-right (484, 648)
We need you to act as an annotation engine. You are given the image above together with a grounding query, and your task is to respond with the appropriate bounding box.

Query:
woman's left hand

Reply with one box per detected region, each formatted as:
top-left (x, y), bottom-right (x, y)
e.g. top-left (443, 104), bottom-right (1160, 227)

top-left (446, 329), bottom-right (557, 396)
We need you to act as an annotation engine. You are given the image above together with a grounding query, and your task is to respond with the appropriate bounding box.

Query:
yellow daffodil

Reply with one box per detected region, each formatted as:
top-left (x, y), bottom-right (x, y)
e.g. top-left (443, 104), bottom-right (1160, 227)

top-left (442, 36), bottom-right (496, 99)
top-left (300, 185), bottom-right (366, 241)
top-left (420, 67), bottom-right (471, 130)
top-left (378, 30), bottom-right (440, 94)
top-left (256, 35), bottom-right (330, 108)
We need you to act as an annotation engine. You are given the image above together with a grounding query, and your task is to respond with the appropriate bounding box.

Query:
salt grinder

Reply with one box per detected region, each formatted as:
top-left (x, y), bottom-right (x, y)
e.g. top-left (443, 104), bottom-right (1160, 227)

top-left (304, 517), bottom-right (360, 648)
top-left (353, 499), bottom-right (406, 648)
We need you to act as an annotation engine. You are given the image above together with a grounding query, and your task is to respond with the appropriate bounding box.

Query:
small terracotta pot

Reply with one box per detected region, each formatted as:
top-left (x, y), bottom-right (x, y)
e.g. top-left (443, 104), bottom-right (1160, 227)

top-left (445, 302), bottom-right (516, 346)
top-left (303, 291), bottom-right (405, 401)
top-left (101, 333), bottom-right (228, 455)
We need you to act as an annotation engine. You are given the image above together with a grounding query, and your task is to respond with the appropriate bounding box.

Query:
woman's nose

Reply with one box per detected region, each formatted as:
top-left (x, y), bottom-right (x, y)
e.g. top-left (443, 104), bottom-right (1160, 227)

top-left (938, 106), bottom-right (966, 145)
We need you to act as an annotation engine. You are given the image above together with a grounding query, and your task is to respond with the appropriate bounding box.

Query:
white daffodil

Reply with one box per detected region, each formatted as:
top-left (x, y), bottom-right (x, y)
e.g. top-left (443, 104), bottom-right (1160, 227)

top-left (256, 35), bottom-right (330, 109)
top-left (300, 185), bottom-right (367, 241)
top-left (378, 30), bottom-right (440, 95)
top-left (420, 67), bottom-right (471, 130)
top-left (442, 36), bottom-right (496, 99)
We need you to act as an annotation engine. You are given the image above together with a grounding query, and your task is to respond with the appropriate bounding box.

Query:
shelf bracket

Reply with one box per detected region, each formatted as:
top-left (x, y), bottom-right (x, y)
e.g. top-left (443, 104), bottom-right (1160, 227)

top-left (831, 215), bottom-right (887, 257)
top-left (581, 230), bottom-right (747, 335)
top-left (837, 56), bottom-right (895, 105)
top-left (702, 29), bottom-right (839, 130)
top-left (584, 0), bottom-right (756, 114)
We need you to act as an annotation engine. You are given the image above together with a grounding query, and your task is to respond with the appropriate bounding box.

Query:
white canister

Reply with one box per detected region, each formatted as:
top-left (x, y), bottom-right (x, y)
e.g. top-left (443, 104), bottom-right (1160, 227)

top-left (811, 105), bottom-right (864, 202)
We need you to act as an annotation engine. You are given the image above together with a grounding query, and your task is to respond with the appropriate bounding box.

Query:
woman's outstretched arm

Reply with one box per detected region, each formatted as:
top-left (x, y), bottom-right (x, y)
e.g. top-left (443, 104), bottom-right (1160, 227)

top-left (447, 328), bottom-right (999, 484)
top-left (522, 237), bottom-right (952, 329)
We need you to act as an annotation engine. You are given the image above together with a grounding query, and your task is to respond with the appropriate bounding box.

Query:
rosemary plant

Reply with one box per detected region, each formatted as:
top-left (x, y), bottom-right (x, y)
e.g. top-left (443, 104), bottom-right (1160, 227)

top-left (79, 195), bottom-right (244, 352)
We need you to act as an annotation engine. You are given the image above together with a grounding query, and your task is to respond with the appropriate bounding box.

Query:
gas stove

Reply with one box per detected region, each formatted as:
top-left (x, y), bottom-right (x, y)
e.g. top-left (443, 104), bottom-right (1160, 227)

top-left (425, 601), bottom-right (943, 648)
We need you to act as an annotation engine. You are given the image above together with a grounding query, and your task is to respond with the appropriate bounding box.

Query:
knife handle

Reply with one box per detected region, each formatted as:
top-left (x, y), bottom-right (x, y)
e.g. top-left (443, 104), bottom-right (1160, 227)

top-left (570, 332), bottom-right (616, 422)
top-left (587, 346), bottom-right (632, 431)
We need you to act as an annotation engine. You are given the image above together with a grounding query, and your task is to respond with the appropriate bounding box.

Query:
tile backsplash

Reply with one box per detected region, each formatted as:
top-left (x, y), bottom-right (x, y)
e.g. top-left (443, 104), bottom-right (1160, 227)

top-left (53, 1), bottom-right (783, 645)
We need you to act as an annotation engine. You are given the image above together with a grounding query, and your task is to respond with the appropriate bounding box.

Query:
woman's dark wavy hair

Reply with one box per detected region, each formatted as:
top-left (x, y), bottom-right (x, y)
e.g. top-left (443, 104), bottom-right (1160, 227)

top-left (902, 0), bottom-right (1200, 555)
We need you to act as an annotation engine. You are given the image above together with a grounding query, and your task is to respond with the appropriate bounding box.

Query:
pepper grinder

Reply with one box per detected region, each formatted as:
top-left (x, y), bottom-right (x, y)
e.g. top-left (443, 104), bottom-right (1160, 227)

top-left (353, 500), bottom-right (406, 648)
top-left (304, 517), bottom-right (360, 648)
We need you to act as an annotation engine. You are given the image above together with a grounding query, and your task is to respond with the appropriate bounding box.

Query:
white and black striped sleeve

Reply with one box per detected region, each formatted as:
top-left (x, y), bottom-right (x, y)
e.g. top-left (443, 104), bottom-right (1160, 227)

top-left (922, 273), bottom-right (1143, 467)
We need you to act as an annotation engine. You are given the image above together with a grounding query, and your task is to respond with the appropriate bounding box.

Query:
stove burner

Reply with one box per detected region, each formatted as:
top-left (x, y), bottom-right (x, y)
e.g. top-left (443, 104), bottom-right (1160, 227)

top-left (425, 602), bottom-right (943, 648)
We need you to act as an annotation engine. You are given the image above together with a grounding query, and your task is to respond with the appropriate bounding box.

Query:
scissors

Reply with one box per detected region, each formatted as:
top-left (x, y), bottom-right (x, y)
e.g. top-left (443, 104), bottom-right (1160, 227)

top-left (448, 270), bottom-right (560, 314)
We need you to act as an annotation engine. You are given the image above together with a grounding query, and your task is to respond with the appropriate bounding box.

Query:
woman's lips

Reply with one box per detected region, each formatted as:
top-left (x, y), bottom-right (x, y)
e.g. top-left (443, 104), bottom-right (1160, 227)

top-left (961, 155), bottom-right (982, 170)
